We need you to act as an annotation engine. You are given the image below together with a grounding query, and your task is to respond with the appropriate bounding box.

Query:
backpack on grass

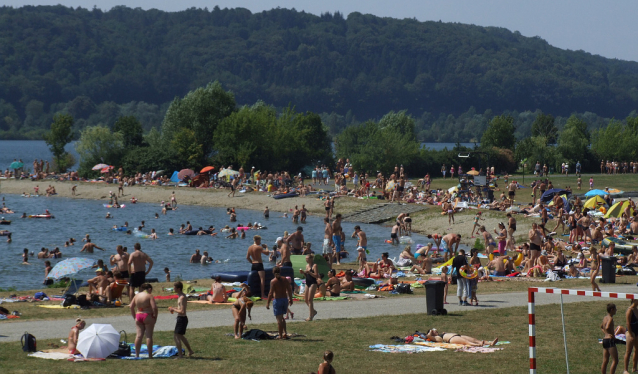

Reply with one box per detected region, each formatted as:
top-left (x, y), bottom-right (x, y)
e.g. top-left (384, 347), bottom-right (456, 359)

top-left (21, 332), bottom-right (36, 352)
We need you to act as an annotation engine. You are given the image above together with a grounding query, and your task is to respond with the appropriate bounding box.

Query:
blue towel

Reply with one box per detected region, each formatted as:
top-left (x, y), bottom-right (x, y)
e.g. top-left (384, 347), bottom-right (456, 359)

top-left (121, 344), bottom-right (178, 359)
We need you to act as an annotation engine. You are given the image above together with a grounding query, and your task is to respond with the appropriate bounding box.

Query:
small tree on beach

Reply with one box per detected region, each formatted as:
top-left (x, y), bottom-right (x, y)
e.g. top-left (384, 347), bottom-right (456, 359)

top-left (43, 113), bottom-right (74, 172)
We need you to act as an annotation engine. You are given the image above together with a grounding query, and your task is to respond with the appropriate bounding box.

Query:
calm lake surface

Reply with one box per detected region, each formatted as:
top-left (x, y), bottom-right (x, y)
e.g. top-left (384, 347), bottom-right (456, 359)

top-left (0, 194), bottom-right (435, 291)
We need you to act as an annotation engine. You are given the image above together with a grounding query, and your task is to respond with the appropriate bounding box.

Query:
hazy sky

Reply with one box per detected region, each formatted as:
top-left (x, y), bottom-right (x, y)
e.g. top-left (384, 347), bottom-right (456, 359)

top-left (4, 0), bottom-right (637, 62)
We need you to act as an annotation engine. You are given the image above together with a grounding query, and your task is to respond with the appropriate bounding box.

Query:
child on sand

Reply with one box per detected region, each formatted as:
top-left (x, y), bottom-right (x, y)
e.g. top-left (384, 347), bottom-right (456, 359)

top-left (601, 303), bottom-right (618, 374)
top-left (470, 211), bottom-right (483, 238)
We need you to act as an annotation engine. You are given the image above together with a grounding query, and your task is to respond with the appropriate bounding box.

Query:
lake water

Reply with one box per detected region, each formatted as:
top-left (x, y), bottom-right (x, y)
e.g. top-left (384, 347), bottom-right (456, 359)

top-left (0, 140), bottom-right (476, 173)
top-left (1, 140), bottom-right (79, 171)
top-left (0, 194), bottom-right (434, 291)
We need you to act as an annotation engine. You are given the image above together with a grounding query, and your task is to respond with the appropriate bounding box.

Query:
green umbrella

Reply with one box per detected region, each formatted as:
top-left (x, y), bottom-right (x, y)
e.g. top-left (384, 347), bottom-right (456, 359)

top-left (9, 161), bottom-right (23, 169)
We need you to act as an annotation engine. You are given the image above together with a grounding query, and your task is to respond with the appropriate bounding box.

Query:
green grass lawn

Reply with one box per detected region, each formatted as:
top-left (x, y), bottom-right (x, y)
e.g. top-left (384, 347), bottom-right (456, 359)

top-left (0, 299), bottom-right (621, 373)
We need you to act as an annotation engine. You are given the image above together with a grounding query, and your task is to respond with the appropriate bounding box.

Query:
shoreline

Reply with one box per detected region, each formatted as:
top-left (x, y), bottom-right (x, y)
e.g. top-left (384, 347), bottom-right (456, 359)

top-left (0, 179), bottom-right (376, 216)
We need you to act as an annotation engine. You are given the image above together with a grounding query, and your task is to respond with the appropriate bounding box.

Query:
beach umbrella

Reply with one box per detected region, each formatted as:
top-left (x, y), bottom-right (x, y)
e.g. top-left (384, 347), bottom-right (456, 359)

top-left (584, 189), bottom-right (609, 197)
top-left (604, 200), bottom-right (634, 219)
top-left (154, 170), bottom-right (165, 177)
top-left (583, 195), bottom-right (607, 209)
top-left (9, 161), bottom-right (23, 169)
top-left (200, 166), bottom-right (215, 173)
top-left (47, 257), bottom-right (95, 279)
top-left (178, 168), bottom-right (195, 181)
top-left (467, 170), bottom-right (479, 176)
top-left (541, 188), bottom-right (567, 203)
top-left (92, 163), bottom-right (109, 171)
top-left (218, 169), bottom-right (239, 179)
top-left (100, 166), bottom-right (113, 173)
top-left (76, 324), bottom-right (120, 359)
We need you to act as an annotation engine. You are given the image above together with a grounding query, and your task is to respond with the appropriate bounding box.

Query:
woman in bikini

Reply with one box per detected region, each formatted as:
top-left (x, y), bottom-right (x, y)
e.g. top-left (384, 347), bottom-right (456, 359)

top-left (129, 283), bottom-right (158, 358)
top-left (590, 246), bottom-right (602, 291)
top-left (67, 318), bottom-right (86, 354)
top-left (207, 276), bottom-right (228, 303)
top-left (324, 269), bottom-right (341, 297)
top-left (426, 328), bottom-right (498, 347)
top-left (231, 295), bottom-right (253, 339)
top-left (625, 299), bottom-right (638, 373)
top-left (301, 254), bottom-right (319, 321)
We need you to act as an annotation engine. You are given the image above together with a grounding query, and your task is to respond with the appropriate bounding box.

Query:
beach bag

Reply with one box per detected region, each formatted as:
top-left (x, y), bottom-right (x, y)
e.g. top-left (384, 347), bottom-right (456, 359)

top-left (62, 294), bottom-right (77, 307)
top-left (21, 332), bottom-right (36, 352)
top-left (110, 331), bottom-right (131, 357)
top-left (395, 283), bottom-right (412, 294)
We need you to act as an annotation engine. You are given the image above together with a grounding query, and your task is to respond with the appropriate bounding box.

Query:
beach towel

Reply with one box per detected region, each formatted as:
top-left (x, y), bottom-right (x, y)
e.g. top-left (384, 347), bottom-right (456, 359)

top-left (369, 344), bottom-right (445, 353)
top-left (28, 351), bottom-right (75, 360)
top-left (455, 347), bottom-right (503, 353)
top-left (188, 300), bottom-right (233, 305)
top-left (37, 304), bottom-right (80, 309)
top-left (341, 290), bottom-right (365, 294)
top-left (0, 314), bottom-right (20, 320)
top-left (120, 344), bottom-right (178, 359)
top-left (413, 341), bottom-right (465, 349)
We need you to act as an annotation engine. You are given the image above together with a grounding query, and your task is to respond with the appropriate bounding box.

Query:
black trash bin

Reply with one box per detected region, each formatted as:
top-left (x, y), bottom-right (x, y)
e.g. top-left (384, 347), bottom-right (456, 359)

top-left (600, 256), bottom-right (616, 283)
top-left (424, 280), bottom-right (447, 316)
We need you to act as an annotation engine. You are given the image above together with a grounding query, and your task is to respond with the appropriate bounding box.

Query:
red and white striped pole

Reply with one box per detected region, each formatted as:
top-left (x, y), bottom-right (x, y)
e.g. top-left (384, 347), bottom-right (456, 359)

top-left (528, 287), bottom-right (638, 373)
top-left (528, 287), bottom-right (536, 374)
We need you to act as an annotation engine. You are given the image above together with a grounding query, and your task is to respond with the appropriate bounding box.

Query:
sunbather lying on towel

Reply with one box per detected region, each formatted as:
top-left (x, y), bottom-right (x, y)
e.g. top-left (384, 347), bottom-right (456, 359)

top-left (426, 328), bottom-right (498, 347)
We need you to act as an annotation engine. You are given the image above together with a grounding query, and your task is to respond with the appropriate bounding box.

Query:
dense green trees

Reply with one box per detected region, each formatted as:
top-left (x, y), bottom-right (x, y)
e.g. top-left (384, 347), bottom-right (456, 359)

top-left (481, 115), bottom-right (516, 150)
top-left (2, 6), bottom-right (638, 140)
top-left (43, 113), bottom-right (74, 172)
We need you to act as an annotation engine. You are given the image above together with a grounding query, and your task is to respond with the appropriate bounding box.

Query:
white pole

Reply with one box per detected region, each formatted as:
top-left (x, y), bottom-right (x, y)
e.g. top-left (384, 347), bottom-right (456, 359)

top-left (560, 294), bottom-right (570, 374)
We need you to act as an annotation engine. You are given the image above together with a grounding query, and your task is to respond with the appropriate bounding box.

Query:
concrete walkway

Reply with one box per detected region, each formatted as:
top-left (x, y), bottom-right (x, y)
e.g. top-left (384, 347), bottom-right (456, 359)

top-left (2, 283), bottom-right (637, 342)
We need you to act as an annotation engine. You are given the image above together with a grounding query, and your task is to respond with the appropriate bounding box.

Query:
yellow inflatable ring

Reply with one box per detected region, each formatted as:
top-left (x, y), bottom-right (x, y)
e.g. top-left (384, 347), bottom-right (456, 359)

top-left (513, 252), bottom-right (524, 267)
top-left (460, 267), bottom-right (478, 279)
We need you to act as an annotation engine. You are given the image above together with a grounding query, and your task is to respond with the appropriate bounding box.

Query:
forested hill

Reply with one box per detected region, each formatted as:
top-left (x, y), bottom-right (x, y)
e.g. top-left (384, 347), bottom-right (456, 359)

top-left (2, 5), bottom-right (638, 139)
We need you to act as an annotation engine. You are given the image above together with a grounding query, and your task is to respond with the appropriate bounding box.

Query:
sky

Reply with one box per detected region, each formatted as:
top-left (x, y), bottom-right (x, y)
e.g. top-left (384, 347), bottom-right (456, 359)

top-left (3, 0), bottom-right (637, 62)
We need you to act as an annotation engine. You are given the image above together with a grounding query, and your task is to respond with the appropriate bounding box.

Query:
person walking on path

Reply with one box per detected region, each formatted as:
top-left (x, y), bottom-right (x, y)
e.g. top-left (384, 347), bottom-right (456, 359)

top-left (452, 249), bottom-right (469, 306)
top-left (301, 254), bottom-right (319, 321)
top-left (168, 281), bottom-right (195, 358)
top-left (266, 266), bottom-right (294, 339)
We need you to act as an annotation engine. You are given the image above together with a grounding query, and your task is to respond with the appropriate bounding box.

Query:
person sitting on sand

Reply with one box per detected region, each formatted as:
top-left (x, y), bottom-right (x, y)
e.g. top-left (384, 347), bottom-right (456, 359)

top-left (324, 269), bottom-right (341, 297)
top-left (426, 328), bottom-right (498, 347)
top-left (67, 318), bottom-right (86, 354)
top-left (207, 276), bottom-right (227, 303)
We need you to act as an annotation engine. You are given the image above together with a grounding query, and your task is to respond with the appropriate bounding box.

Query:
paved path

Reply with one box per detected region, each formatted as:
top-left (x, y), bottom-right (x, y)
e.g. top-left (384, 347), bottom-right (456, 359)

top-left (2, 284), bottom-right (637, 342)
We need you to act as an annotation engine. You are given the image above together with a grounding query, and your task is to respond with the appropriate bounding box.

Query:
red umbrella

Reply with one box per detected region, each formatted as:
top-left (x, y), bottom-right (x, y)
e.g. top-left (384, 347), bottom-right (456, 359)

top-left (100, 166), bottom-right (113, 174)
top-left (200, 166), bottom-right (215, 173)
top-left (178, 169), bottom-right (195, 181)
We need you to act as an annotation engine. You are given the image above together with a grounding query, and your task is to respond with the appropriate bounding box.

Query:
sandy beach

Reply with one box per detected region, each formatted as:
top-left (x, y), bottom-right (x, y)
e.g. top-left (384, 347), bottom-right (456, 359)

top-left (0, 179), bottom-right (375, 216)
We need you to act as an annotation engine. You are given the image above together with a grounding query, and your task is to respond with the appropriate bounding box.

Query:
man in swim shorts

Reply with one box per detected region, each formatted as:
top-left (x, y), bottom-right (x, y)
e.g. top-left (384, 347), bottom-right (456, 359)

top-left (246, 235), bottom-right (271, 299)
top-left (278, 237), bottom-right (292, 267)
top-left (332, 214), bottom-right (343, 265)
top-left (128, 243), bottom-right (153, 300)
top-left (351, 225), bottom-right (367, 252)
top-left (322, 217), bottom-right (334, 263)
top-left (266, 266), bottom-right (294, 339)
top-left (110, 245), bottom-right (130, 279)
top-left (528, 223), bottom-right (543, 264)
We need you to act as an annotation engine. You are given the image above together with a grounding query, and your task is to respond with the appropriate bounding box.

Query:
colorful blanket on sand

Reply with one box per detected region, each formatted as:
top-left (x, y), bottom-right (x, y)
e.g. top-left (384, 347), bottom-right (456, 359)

top-left (369, 344), bottom-right (445, 353)
top-left (414, 341), bottom-right (510, 349)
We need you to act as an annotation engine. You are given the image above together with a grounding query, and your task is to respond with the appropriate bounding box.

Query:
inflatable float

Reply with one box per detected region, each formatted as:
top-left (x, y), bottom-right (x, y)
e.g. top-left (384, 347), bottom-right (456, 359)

top-left (112, 226), bottom-right (128, 231)
top-left (247, 266), bottom-right (294, 296)
top-left (103, 204), bottom-right (125, 208)
top-left (0, 220), bottom-right (10, 225)
top-left (0, 231), bottom-right (10, 236)
top-left (211, 271), bottom-right (249, 283)
top-left (488, 252), bottom-right (524, 266)
top-left (182, 230), bottom-right (212, 235)
top-left (602, 237), bottom-right (635, 255)
top-left (272, 192), bottom-right (299, 199)
top-left (28, 214), bottom-right (54, 219)
top-left (352, 277), bottom-right (375, 288)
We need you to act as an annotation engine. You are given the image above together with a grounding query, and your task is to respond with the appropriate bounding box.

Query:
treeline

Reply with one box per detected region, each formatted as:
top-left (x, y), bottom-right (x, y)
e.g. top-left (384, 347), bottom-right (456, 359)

top-left (3, 5), bottom-right (638, 139)
top-left (71, 82), bottom-right (333, 176)
top-left (336, 110), bottom-right (638, 177)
